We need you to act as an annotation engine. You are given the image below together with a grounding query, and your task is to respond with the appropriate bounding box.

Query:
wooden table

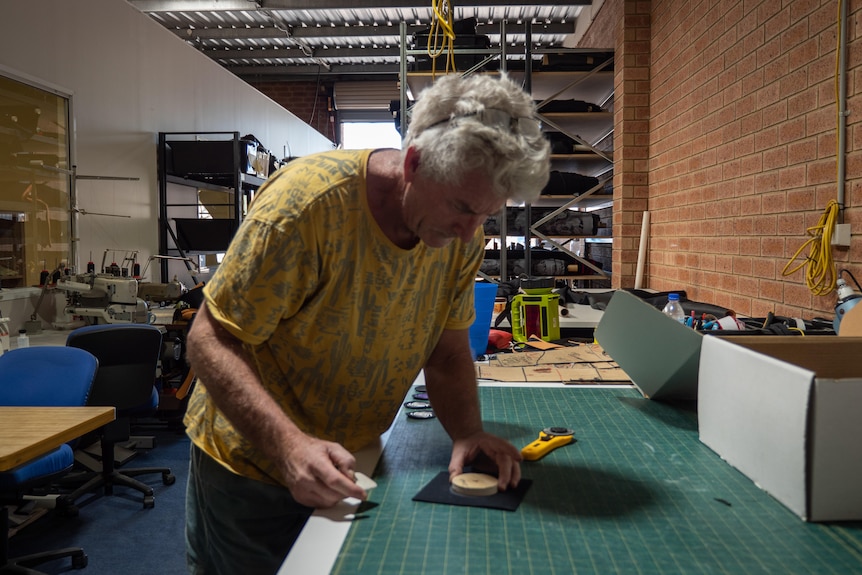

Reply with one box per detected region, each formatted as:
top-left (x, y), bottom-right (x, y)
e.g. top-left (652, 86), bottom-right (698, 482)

top-left (0, 406), bottom-right (116, 472)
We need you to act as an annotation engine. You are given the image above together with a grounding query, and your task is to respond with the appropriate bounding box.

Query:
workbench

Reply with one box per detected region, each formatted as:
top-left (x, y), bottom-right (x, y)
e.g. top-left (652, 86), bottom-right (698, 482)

top-left (283, 384), bottom-right (862, 575)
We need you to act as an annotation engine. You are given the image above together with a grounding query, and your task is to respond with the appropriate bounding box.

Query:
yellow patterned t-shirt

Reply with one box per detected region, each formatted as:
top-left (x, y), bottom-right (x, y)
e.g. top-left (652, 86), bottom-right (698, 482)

top-left (184, 148), bottom-right (483, 485)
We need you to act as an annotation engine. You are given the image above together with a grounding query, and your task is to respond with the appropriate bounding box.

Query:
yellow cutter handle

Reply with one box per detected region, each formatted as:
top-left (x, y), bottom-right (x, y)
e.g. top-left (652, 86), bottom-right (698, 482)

top-left (521, 431), bottom-right (573, 461)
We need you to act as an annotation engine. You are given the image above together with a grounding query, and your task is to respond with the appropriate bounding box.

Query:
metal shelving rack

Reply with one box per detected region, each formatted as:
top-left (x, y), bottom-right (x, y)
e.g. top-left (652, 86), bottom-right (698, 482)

top-left (399, 24), bottom-right (614, 284)
top-left (156, 131), bottom-right (265, 284)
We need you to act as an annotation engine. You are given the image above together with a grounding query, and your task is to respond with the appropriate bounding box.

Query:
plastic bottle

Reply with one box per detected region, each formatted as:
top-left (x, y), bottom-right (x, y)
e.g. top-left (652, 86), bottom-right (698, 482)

top-left (834, 278), bottom-right (862, 333)
top-left (661, 293), bottom-right (686, 324)
top-left (17, 329), bottom-right (29, 349)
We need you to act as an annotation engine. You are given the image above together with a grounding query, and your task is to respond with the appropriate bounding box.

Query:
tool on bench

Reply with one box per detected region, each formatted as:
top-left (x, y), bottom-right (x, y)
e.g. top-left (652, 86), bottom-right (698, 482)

top-left (521, 427), bottom-right (575, 461)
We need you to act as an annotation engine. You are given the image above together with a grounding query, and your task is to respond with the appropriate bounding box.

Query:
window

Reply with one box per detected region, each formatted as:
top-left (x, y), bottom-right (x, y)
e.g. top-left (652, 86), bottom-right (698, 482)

top-left (0, 70), bottom-right (73, 288)
top-left (340, 122), bottom-right (402, 150)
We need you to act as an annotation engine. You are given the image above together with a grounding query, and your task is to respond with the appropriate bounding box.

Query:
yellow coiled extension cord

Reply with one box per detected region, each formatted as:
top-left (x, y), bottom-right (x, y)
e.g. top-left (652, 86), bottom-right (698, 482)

top-left (782, 199), bottom-right (841, 296)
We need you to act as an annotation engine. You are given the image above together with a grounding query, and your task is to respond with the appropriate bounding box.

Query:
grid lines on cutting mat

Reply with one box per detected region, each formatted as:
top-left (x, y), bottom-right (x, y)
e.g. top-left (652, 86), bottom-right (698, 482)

top-left (331, 387), bottom-right (862, 575)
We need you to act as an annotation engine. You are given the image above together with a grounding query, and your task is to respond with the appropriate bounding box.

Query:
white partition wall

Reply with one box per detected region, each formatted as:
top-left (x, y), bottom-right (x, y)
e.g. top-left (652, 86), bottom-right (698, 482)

top-left (0, 0), bottom-right (333, 280)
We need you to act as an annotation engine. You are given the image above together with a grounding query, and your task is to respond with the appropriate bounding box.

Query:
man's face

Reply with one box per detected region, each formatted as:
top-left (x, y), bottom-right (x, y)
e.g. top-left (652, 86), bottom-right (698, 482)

top-left (404, 163), bottom-right (505, 249)
top-left (403, 147), bottom-right (505, 248)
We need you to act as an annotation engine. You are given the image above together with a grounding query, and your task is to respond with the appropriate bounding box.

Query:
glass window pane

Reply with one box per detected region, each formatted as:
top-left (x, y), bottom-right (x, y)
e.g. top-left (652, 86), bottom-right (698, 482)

top-left (340, 122), bottom-right (402, 150)
top-left (0, 73), bottom-right (72, 288)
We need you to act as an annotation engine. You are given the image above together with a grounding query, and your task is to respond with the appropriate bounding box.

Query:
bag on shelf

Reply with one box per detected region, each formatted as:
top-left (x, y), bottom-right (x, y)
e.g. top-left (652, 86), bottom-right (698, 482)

top-left (539, 52), bottom-right (614, 72)
top-left (533, 258), bottom-right (568, 276)
top-left (540, 171), bottom-right (600, 196)
top-left (508, 207), bottom-right (601, 236)
top-left (480, 258), bottom-right (501, 276)
top-left (484, 206), bottom-right (603, 237)
top-left (479, 248), bottom-right (596, 278)
top-left (538, 99), bottom-right (605, 113)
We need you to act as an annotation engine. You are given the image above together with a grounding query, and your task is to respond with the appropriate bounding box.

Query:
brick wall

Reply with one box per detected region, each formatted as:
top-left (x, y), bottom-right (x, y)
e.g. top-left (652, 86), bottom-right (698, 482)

top-left (646, 0), bottom-right (858, 319)
top-left (585, 0), bottom-right (862, 320)
top-left (248, 80), bottom-right (337, 146)
top-left (585, 0), bottom-right (651, 290)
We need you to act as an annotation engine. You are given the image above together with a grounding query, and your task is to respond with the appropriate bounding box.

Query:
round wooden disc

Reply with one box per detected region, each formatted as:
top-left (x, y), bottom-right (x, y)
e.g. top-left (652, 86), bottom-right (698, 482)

top-left (451, 473), bottom-right (498, 497)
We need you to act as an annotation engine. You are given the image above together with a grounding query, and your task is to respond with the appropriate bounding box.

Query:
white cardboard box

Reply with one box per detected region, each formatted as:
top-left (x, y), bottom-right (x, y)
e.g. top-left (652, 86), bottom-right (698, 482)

top-left (698, 335), bottom-right (862, 522)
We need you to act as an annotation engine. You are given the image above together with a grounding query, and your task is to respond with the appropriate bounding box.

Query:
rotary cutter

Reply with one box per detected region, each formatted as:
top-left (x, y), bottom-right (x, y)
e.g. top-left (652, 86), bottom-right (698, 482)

top-left (521, 426), bottom-right (575, 461)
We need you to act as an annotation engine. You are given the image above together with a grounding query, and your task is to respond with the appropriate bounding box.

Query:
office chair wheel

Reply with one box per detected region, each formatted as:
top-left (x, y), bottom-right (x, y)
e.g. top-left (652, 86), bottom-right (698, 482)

top-left (144, 495), bottom-right (155, 509)
top-left (163, 472), bottom-right (176, 486)
top-left (72, 552), bottom-right (89, 569)
top-left (56, 503), bottom-right (80, 517)
top-left (55, 494), bottom-right (79, 517)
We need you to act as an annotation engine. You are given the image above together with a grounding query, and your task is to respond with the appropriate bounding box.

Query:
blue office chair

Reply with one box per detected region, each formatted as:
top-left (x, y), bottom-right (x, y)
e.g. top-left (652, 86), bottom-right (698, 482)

top-left (61, 324), bottom-right (175, 509)
top-left (0, 346), bottom-right (100, 573)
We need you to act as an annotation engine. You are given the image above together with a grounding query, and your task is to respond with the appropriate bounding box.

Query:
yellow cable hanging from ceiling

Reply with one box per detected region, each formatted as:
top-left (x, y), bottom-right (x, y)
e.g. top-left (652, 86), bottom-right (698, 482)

top-left (427, 0), bottom-right (456, 77)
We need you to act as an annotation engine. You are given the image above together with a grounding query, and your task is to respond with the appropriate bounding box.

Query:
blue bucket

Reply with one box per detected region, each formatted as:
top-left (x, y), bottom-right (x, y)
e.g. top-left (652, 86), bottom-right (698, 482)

top-left (469, 282), bottom-right (498, 360)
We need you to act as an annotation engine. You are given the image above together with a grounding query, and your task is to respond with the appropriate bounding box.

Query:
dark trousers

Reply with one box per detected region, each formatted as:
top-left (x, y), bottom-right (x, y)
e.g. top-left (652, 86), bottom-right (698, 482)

top-left (186, 444), bottom-right (312, 575)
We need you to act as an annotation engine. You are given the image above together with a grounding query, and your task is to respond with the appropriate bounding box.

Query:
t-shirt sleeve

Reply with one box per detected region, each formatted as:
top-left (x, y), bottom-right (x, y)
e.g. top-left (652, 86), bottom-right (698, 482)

top-left (203, 216), bottom-right (318, 345)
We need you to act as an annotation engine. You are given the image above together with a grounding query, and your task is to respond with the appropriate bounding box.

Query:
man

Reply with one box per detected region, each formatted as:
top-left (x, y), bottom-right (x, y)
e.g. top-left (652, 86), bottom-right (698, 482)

top-left (184, 73), bottom-right (551, 574)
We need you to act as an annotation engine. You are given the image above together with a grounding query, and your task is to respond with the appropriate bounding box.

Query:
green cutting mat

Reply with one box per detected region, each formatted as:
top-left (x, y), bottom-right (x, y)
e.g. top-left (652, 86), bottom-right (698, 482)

top-left (332, 387), bottom-right (862, 575)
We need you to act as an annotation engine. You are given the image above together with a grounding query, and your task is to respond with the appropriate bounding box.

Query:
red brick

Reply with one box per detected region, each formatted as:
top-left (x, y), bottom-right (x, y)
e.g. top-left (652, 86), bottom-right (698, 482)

top-left (761, 237), bottom-right (786, 257)
top-left (753, 257), bottom-right (777, 280)
top-left (787, 139), bottom-right (817, 165)
top-left (762, 191), bottom-right (787, 213)
top-left (759, 279), bottom-right (784, 301)
top-left (733, 255), bottom-right (754, 276)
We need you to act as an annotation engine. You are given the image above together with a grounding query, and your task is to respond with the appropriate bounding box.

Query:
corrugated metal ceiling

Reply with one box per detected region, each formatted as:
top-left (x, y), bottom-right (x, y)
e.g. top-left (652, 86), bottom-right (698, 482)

top-left (128, 1), bottom-right (593, 81)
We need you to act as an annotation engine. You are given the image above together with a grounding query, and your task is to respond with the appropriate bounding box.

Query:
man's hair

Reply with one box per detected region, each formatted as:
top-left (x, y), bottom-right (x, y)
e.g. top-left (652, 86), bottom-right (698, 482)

top-left (403, 74), bottom-right (551, 202)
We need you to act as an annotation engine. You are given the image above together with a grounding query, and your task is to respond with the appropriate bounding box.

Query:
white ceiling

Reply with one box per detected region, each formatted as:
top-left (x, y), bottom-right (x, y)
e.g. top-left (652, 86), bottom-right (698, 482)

top-left (128, 0), bottom-right (596, 82)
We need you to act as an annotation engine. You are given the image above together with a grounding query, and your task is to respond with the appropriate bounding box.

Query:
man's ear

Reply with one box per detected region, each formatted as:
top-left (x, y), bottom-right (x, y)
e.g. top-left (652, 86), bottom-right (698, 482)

top-left (403, 146), bottom-right (421, 183)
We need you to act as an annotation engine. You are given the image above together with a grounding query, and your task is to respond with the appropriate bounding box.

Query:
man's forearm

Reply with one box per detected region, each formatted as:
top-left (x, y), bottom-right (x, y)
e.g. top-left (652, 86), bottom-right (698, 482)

top-left (186, 303), bottom-right (368, 505)
top-left (186, 303), bottom-right (306, 460)
top-left (423, 354), bottom-right (484, 441)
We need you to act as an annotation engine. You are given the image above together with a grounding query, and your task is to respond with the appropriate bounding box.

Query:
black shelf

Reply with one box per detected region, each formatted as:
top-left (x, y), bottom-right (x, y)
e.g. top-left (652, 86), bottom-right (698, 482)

top-left (164, 172), bottom-right (265, 192)
top-left (157, 132), bottom-right (266, 283)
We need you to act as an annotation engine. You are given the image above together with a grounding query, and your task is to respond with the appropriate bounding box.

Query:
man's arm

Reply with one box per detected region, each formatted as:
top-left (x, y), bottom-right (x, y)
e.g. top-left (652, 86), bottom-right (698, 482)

top-left (185, 301), bottom-right (367, 507)
top-left (423, 328), bottom-right (522, 490)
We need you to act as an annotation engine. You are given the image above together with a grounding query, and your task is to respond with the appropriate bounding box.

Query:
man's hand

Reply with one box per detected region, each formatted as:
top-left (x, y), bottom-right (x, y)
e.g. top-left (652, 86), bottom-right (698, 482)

top-left (278, 434), bottom-right (368, 508)
top-left (448, 431), bottom-right (522, 492)
top-left (426, 330), bottom-right (522, 492)
top-left (187, 304), bottom-right (367, 509)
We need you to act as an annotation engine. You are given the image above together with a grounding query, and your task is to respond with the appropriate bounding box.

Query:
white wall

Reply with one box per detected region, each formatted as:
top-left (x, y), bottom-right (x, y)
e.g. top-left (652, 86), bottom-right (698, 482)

top-left (0, 0), bottom-right (333, 281)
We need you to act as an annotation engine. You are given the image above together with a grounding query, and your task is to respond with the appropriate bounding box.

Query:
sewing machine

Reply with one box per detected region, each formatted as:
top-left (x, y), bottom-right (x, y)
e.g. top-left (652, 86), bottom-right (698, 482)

top-left (56, 273), bottom-right (150, 325)
top-left (54, 251), bottom-right (192, 326)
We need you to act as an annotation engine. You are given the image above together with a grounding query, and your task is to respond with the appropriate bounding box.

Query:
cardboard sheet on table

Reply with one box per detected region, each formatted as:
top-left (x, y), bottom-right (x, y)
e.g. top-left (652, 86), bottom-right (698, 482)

top-left (490, 345), bottom-right (613, 367)
top-left (413, 471), bottom-right (532, 511)
top-left (478, 364), bottom-right (631, 384)
top-left (521, 336), bottom-right (563, 350)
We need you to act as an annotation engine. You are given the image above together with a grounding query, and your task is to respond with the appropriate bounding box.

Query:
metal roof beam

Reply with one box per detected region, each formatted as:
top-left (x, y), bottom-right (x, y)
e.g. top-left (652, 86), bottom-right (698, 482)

top-left (209, 46), bottom-right (401, 58)
top-left (169, 21), bottom-right (573, 40)
top-left (259, 0), bottom-right (591, 7)
top-left (229, 63), bottom-right (400, 77)
top-left (131, 0), bottom-right (590, 11)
